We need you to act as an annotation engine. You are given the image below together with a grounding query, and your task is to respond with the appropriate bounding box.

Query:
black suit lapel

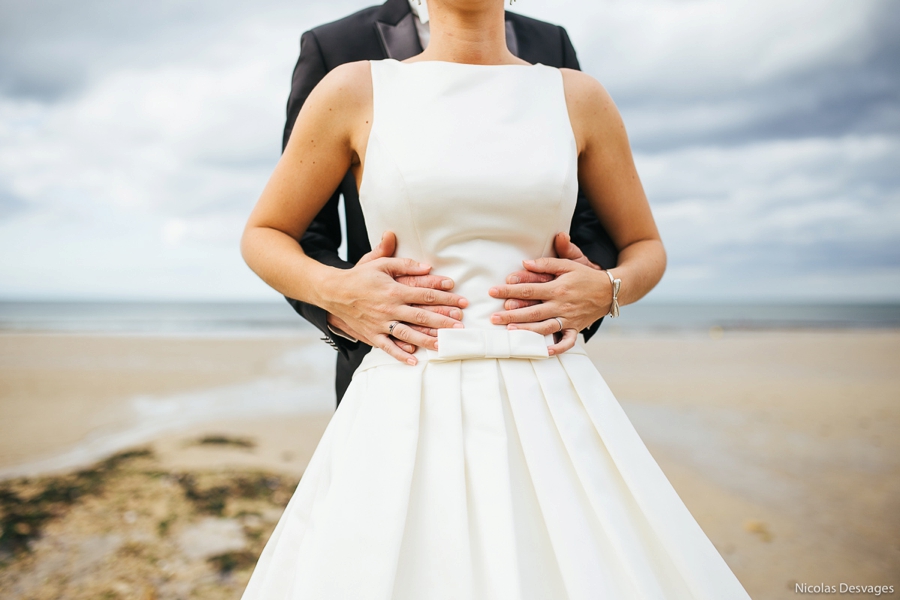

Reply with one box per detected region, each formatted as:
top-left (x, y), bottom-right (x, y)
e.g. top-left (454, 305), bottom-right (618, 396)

top-left (504, 19), bottom-right (520, 57)
top-left (374, 0), bottom-right (423, 60)
top-left (375, 13), bottom-right (423, 60)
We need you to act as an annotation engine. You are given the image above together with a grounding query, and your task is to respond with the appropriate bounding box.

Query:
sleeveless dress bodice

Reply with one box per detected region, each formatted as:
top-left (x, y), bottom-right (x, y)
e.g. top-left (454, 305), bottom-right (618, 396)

top-left (359, 59), bottom-right (578, 331)
top-left (241, 59), bottom-right (753, 600)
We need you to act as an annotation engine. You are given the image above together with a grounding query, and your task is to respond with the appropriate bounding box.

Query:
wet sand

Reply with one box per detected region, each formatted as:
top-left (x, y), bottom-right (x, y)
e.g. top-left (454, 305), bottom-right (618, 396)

top-left (0, 329), bottom-right (898, 599)
top-left (0, 333), bottom-right (334, 478)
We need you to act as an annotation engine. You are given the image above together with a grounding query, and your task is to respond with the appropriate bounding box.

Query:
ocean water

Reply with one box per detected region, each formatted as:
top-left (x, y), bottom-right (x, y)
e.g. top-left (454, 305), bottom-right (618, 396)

top-left (0, 301), bottom-right (311, 336)
top-left (0, 300), bottom-right (898, 335)
top-left (603, 301), bottom-right (900, 332)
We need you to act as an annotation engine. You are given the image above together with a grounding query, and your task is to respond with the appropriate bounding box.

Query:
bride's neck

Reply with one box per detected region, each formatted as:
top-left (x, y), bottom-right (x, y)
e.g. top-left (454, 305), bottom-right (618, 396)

top-left (418, 2), bottom-right (520, 65)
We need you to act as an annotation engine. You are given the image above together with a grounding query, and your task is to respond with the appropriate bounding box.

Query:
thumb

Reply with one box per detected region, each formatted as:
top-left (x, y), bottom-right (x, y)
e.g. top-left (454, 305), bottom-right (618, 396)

top-left (554, 232), bottom-right (585, 261)
top-left (522, 256), bottom-right (573, 276)
top-left (357, 231), bottom-right (397, 265)
top-left (382, 257), bottom-right (432, 278)
top-left (380, 231), bottom-right (397, 257)
top-left (554, 232), bottom-right (601, 270)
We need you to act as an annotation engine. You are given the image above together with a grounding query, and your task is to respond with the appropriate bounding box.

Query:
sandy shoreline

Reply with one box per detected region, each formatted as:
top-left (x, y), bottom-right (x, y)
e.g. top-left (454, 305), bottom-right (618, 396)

top-left (1, 329), bottom-right (898, 599)
top-left (0, 333), bottom-right (335, 477)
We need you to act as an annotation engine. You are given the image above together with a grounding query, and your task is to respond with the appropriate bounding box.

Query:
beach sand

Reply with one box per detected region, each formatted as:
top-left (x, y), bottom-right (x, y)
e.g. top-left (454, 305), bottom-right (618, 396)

top-left (0, 333), bottom-right (334, 479)
top-left (1, 330), bottom-right (898, 599)
top-left (587, 329), bottom-right (900, 598)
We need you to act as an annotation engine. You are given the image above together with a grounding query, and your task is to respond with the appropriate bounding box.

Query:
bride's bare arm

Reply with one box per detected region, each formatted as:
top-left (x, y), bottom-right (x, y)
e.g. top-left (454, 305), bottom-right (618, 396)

top-left (241, 62), bottom-right (466, 365)
top-left (562, 68), bottom-right (666, 307)
top-left (242, 62), bottom-right (367, 302)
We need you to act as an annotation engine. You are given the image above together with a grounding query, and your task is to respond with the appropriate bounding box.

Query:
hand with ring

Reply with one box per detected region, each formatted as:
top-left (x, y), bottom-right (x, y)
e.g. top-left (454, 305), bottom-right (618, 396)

top-left (487, 233), bottom-right (612, 356)
top-left (321, 231), bottom-right (468, 366)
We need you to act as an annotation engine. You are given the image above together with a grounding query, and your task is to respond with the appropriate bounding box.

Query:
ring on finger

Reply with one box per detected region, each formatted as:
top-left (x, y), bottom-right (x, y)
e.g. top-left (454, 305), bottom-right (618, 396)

top-left (388, 321), bottom-right (399, 336)
top-left (553, 316), bottom-right (564, 333)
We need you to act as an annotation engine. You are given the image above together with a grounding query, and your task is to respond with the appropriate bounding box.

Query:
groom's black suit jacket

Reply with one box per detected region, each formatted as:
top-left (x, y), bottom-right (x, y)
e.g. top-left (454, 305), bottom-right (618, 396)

top-left (283, 0), bottom-right (619, 404)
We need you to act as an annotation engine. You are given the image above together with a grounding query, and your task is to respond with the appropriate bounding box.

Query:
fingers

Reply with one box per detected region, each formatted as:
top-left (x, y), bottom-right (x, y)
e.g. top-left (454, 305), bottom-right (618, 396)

top-left (497, 269), bottom-right (551, 310)
top-left (490, 303), bottom-right (551, 325)
top-left (505, 270), bottom-right (554, 285)
top-left (488, 282), bottom-right (554, 302)
top-left (387, 321), bottom-right (440, 351)
top-left (397, 304), bottom-right (467, 331)
top-left (411, 304), bottom-right (464, 321)
top-left (547, 328), bottom-right (578, 356)
top-left (401, 286), bottom-right (468, 309)
top-left (396, 340), bottom-right (417, 354)
top-left (371, 333), bottom-right (418, 365)
top-left (521, 257), bottom-right (575, 276)
top-left (504, 317), bottom-right (561, 336)
top-left (503, 298), bottom-right (540, 311)
top-left (407, 324), bottom-right (438, 337)
top-left (380, 257), bottom-right (433, 278)
top-left (395, 274), bottom-right (455, 290)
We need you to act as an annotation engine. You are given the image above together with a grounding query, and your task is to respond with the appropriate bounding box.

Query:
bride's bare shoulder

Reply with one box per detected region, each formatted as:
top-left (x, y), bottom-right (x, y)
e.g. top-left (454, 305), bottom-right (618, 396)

top-left (306, 60), bottom-right (373, 113)
top-left (558, 68), bottom-right (626, 151)
top-left (559, 68), bottom-right (616, 114)
top-left (286, 61), bottom-right (373, 151)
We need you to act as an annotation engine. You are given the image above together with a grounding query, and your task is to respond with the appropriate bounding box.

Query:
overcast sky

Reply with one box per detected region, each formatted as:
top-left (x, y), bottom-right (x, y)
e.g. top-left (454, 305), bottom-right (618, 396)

top-left (0, 0), bottom-right (897, 302)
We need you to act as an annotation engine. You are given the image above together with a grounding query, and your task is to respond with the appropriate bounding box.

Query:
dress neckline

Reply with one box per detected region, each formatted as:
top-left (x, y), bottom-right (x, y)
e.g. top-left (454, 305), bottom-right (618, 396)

top-left (384, 58), bottom-right (542, 68)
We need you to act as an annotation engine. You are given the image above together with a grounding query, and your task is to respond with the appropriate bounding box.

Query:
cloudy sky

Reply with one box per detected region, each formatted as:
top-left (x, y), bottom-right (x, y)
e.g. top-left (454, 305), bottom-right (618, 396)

top-left (0, 0), bottom-right (897, 302)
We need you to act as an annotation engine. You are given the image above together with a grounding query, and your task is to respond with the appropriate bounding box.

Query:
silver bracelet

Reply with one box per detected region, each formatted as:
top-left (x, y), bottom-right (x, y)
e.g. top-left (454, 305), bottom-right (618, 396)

top-left (605, 269), bottom-right (621, 318)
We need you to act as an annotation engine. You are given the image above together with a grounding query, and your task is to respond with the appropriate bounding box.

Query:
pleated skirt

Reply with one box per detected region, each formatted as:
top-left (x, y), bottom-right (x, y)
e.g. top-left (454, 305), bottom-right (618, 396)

top-left (240, 342), bottom-right (752, 600)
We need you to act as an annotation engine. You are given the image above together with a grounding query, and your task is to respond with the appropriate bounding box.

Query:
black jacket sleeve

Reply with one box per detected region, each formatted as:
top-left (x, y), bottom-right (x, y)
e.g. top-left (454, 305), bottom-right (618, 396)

top-left (283, 31), bottom-right (328, 152)
top-left (282, 31), bottom-right (360, 357)
top-left (558, 26), bottom-right (620, 342)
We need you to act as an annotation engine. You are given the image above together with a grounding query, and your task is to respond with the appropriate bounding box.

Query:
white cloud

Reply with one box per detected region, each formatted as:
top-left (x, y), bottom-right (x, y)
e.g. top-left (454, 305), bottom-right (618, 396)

top-left (638, 134), bottom-right (900, 299)
top-left (645, 135), bottom-right (900, 241)
top-left (0, 0), bottom-right (897, 301)
top-left (521, 0), bottom-right (880, 94)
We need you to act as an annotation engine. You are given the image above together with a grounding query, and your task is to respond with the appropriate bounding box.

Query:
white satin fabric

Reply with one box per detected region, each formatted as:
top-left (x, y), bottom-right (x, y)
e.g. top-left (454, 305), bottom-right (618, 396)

top-left (241, 59), bottom-right (751, 599)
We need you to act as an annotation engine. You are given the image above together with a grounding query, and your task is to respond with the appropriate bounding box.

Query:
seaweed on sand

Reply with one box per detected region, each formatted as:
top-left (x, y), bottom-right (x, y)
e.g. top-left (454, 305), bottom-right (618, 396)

top-left (194, 435), bottom-right (256, 449)
top-left (208, 550), bottom-right (259, 575)
top-left (0, 449), bottom-right (153, 560)
top-left (174, 472), bottom-right (287, 516)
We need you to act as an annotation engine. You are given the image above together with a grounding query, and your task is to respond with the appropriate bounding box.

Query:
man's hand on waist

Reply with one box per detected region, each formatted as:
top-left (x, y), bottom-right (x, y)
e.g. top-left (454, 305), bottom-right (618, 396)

top-left (320, 231), bottom-right (468, 365)
top-left (488, 232), bottom-right (610, 356)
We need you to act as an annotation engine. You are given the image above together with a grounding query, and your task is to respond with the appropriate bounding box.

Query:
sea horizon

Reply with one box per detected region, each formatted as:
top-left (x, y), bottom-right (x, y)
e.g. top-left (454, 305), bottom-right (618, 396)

top-left (1, 298), bottom-right (899, 335)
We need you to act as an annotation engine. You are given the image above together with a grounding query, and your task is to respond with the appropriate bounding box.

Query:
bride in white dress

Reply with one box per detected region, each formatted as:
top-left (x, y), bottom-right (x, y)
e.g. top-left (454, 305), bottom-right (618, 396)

top-left (239, 1), bottom-right (752, 598)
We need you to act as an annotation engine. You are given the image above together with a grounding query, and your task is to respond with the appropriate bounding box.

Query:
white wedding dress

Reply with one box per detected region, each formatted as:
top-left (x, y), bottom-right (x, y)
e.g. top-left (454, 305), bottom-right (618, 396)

top-left (241, 59), bottom-right (752, 599)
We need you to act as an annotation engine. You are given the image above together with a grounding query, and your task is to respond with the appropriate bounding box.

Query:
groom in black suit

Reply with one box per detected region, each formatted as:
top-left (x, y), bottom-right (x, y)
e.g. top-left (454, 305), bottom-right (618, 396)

top-left (283, 0), bottom-right (619, 404)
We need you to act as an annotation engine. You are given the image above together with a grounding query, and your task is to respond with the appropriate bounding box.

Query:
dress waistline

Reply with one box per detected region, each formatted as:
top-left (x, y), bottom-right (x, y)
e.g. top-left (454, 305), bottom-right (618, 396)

top-left (356, 328), bottom-right (587, 373)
